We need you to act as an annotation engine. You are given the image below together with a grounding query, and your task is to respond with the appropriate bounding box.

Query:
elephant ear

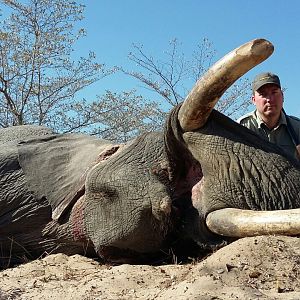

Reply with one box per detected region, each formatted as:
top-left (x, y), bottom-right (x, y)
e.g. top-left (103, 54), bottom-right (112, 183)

top-left (18, 133), bottom-right (113, 221)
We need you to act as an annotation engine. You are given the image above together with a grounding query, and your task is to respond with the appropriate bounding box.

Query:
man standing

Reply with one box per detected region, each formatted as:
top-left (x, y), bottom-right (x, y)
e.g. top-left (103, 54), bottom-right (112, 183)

top-left (237, 72), bottom-right (300, 160)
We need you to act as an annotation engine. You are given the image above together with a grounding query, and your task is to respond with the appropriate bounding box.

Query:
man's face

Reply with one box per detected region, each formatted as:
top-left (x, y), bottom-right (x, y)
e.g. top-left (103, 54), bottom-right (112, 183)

top-left (252, 83), bottom-right (283, 119)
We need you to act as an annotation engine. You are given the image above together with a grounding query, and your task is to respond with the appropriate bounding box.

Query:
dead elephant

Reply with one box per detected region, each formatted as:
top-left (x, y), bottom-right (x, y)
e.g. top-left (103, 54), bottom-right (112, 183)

top-left (1, 39), bottom-right (300, 267)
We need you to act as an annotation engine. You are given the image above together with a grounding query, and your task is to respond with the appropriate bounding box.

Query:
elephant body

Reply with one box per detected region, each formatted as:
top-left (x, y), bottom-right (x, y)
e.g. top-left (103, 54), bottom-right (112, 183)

top-left (2, 106), bottom-right (300, 266)
top-left (1, 39), bottom-right (300, 267)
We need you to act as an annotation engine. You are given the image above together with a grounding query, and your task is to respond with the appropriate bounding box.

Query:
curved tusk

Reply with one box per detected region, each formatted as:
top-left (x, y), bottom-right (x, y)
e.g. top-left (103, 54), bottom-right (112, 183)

top-left (206, 208), bottom-right (300, 237)
top-left (178, 38), bottom-right (274, 132)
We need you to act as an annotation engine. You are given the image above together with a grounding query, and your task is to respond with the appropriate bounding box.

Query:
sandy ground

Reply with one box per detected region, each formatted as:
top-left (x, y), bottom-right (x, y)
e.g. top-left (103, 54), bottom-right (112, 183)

top-left (1, 235), bottom-right (300, 300)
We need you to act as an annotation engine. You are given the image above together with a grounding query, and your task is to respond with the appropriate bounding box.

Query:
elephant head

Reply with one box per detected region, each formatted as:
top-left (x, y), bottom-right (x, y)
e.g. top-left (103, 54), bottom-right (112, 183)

top-left (82, 39), bottom-right (300, 259)
top-left (165, 38), bottom-right (300, 247)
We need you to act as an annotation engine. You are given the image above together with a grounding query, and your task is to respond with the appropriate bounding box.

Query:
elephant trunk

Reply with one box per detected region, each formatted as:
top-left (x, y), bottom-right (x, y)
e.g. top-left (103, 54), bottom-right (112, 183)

top-left (206, 208), bottom-right (300, 237)
top-left (178, 39), bottom-right (274, 132)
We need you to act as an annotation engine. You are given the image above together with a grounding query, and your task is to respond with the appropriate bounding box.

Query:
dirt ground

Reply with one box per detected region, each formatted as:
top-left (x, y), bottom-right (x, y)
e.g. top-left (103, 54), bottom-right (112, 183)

top-left (1, 235), bottom-right (300, 300)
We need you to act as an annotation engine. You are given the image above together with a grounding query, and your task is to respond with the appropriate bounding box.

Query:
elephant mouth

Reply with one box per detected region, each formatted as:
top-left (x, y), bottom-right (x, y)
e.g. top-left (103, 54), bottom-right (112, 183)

top-left (206, 208), bottom-right (300, 237)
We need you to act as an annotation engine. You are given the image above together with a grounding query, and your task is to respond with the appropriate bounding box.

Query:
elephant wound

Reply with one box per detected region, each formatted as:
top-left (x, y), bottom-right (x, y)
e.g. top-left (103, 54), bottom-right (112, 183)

top-left (95, 144), bottom-right (126, 162)
top-left (70, 195), bottom-right (86, 241)
top-left (191, 178), bottom-right (205, 208)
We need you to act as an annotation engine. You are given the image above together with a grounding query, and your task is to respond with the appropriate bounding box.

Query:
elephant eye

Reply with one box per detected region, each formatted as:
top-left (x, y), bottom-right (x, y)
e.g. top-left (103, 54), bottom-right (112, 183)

top-left (88, 185), bottom-right (118, 203)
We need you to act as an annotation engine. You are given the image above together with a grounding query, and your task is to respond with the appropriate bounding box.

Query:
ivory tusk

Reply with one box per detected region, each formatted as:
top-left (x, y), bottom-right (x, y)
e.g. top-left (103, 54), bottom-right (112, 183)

top-left (206, 208), bottom-right (300, 237)
top-left (178, 38), bottom-right (274, 132)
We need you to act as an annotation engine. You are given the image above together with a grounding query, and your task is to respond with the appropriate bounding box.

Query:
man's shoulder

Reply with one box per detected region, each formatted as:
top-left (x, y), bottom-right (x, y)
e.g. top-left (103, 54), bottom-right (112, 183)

top-left (287, 115), bottom-right (300, 132)
top-left (288, 115), bottom-right (300, 122)
top-left (237, 110), bottom-right (256, 124)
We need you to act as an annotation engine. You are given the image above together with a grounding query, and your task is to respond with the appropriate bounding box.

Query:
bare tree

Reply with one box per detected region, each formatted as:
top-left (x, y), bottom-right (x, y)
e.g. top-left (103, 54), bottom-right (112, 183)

top-left (94, 90), bottom-right (165, 142)
top-left (0, 0), bottom-right (173, 142)
top-left (53, 89), bottom-right (164, 143)
top-left (0, 0), bottom-right (112, 130)
top-left (0, 1), bottom-right (252, 143)
top-left (120, 38), bottom-right (252, 122)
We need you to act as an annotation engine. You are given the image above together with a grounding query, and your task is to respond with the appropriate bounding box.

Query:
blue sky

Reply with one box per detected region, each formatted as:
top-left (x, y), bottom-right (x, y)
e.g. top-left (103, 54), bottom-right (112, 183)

top-left (64, 1), bottom-right (300, 117)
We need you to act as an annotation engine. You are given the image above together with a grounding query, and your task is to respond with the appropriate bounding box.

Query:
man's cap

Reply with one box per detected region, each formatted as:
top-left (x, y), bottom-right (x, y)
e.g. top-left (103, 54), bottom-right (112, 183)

top-left (252, 72), bottom-right (281, 92)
